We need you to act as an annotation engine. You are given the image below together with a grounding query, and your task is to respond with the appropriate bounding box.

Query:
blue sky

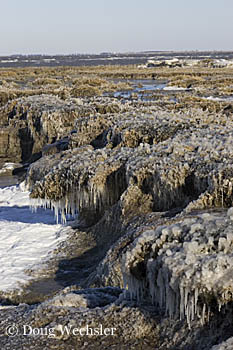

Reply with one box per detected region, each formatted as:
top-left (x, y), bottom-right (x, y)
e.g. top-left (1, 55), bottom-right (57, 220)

top-left (1, 0), bottom-right (232, 55)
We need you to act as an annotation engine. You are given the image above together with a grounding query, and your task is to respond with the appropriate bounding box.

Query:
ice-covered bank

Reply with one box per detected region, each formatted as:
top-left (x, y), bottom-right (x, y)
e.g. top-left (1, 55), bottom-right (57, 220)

top-left (0, 183), bottom-right (68, 292)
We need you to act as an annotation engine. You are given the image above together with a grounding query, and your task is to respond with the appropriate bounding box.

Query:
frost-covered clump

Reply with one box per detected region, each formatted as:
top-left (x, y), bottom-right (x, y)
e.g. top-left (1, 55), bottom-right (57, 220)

top-left (211, 337), bottom-right (233, 350)
top-left (71, 107), bottom-right (189, 149)
top-left (27, 106), bottom-right (233, 224)
top-left (0, 94), bottom-right (94, 162)
top-left (122, 209), bottom-right (233, 328)
top-left (29, 147), bottom-right (133, 223)
top-left (124, 122), bottom-right (233, 211)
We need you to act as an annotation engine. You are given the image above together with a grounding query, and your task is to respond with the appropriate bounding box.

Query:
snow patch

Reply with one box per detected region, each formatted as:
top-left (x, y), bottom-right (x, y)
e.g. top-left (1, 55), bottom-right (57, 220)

top-left (205, 96), bottom-right (233, 102)
top-left (163, 86), bottom-right (188, 91)
top-left (0, 184), bottom-right (68, 292)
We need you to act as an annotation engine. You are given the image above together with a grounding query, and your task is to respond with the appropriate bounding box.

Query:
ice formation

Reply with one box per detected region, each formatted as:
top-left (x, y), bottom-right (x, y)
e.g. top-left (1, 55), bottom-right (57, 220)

top-left (28, 106), bottom-right (233, 224)
top-left (211, 337), bottom-right (233, 350)
top-left (0, 94), bottom-right (93, 162)
top-left (122, 209), bottom-right (233, 328)
top-left (19, 92), bottom-right (232, 331)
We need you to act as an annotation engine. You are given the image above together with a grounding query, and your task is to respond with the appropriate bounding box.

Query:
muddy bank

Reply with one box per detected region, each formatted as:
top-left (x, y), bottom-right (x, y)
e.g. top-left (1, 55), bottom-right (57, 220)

top-left (0, 175), bottom-right (18, 188)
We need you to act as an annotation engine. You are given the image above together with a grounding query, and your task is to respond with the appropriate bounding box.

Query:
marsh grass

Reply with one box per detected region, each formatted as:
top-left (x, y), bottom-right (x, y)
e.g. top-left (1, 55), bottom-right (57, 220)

top-left (0, 65), bottom-right (232, 106)
top-left (33, 77), bottom-right (62, 86)
top-left (71, 85), bottom-right (102, 97)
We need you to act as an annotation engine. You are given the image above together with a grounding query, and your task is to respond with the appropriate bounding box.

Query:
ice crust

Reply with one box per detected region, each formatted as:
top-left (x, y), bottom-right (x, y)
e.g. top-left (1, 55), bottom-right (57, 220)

top-left (122, 210), bottom-right (233, 328)
top-left (211, 336), bottom-right (233, 350)
top-left (25, 101), bottom-right (233, 330)
top-left (28, 108), bottom-right (233, 223)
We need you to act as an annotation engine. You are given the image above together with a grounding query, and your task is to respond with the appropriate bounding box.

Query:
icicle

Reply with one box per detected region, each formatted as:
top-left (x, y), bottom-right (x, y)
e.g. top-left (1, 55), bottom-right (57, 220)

top-left (197, 304), bottom-right (201, 318)
top-left (157, 268), bottom-right (165, 309)
top-left (218, 299), bottom-right (222, 312)
top-left (147, 259), bottom-right (157, 305)
top-left (194, 287), bottom-right (199, 315)
top-left (184, 287), bottom-right (189, 315)
top-left (187, 301), bottom-right (191, 330)
top-left (191, 294), bottom-right (195, 321)
top-left (201, 303), bottom-right (206, 325)
top-left (54, 203), bottom-right (59, 224)
top-left (207, 305), bottom-right (210, 323)
top-left (180, 286), bottom-right (185, 320)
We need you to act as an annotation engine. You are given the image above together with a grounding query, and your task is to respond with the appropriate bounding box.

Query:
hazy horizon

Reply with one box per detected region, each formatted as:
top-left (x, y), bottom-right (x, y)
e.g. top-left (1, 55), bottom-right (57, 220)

top-left (1, 0), bottom-right (232, 55)
top-left (1, 49), bottom-right (233, 57)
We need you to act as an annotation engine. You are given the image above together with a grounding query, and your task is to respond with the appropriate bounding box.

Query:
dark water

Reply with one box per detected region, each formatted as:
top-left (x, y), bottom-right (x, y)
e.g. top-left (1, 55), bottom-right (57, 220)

top-left (113, 79), bottom-right (167, 100)
top-left (1, 51), bottom-right (233, 68)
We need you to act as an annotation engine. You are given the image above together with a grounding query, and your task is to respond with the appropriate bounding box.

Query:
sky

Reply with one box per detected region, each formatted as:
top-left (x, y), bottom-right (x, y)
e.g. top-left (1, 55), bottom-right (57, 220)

top-left (0, 0), bottom-right (232, 55)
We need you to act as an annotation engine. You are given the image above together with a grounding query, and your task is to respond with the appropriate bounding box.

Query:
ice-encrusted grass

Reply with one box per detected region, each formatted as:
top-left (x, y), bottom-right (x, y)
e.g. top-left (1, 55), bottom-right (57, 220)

top-left (122, 209), bottom-right (233, 329)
